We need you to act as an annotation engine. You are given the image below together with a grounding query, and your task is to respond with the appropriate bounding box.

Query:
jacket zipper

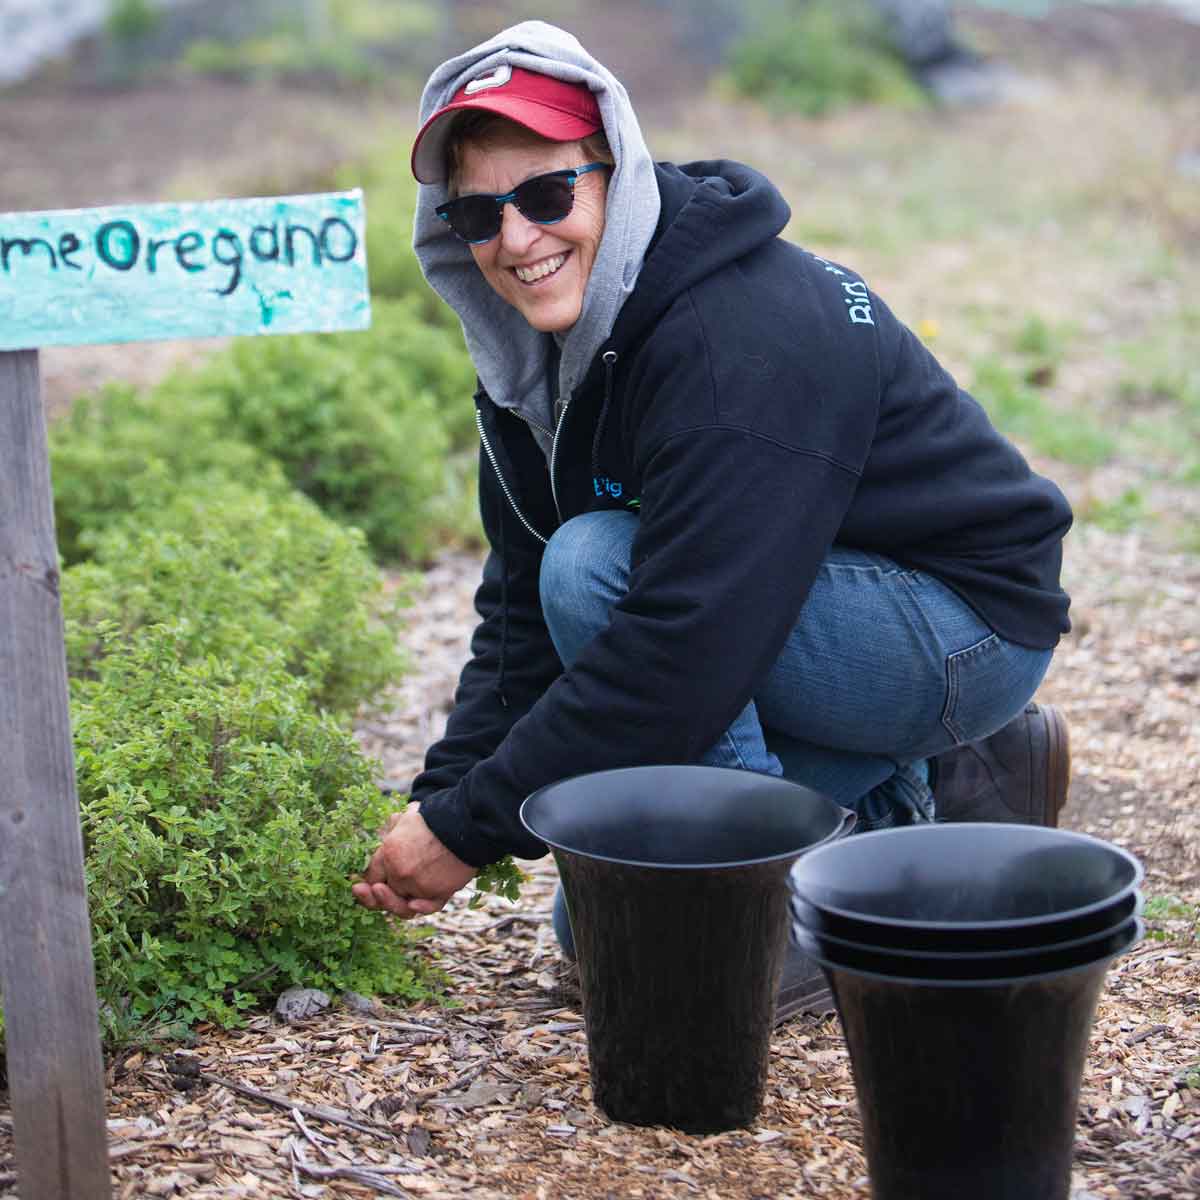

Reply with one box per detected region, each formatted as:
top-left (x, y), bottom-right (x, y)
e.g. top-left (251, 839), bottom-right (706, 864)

top-left (479, 347), bottom-right (620, 539)
top-left (548, 393), bottom-right (570, 524)
top-left (516, 410), bottom-right (554, 442)
top-left (475, 409), bottom-right (548, 545)
top-left (548, 349), bottom-right (619, 523)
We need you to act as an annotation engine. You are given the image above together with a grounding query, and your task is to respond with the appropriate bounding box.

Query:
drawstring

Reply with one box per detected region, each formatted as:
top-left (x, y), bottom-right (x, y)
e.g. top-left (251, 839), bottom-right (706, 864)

top-left (590, 350), bottom-right (618, 484)
top-left (495, 501), bottom-right (510, 709)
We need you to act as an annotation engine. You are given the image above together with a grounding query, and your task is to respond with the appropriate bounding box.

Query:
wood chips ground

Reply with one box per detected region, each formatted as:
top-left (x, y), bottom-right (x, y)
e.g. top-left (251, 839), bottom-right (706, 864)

top-left (4, 525), bottom-right (1195, 1200)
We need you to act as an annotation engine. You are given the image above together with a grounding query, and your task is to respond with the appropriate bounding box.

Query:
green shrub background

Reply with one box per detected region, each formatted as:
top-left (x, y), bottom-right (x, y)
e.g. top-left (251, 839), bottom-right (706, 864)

top-left (63, 482), bottom-right (405, 718)
top-left (165, 325), bottom-right (447, 562)
top-left (53, 297), bottom-right (481, 568)
top-left (725, 0), bottom-right (927, 116)
top-left (48, 384), bottom-right (287, 565)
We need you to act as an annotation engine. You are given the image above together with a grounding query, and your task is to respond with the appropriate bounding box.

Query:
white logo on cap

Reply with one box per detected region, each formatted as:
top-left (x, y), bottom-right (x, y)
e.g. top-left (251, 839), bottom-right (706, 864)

top-left (464, 65), bottom-right (513, 94)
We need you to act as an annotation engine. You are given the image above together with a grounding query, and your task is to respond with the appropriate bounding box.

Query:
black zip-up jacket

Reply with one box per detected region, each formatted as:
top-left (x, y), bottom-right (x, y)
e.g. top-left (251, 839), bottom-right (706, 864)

top-left (413, 160), bottom-right (1073, 867)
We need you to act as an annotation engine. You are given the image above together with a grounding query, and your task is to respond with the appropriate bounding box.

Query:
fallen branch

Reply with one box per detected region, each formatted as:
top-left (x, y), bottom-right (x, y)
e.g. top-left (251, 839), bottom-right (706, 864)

top-left (290, 1143), bottom-right (419, 1197)
top-left (1125, 1023), bottom-right (1172, 1046)
top-left (291, 1107), bottom-right (336, 1157)
top-left (411, 1057), bottom-right (495, 1105)
top-left (368, 1020), bottom-right (448, 1036)
top-left (199, 1071), bottom-right (396, 1140)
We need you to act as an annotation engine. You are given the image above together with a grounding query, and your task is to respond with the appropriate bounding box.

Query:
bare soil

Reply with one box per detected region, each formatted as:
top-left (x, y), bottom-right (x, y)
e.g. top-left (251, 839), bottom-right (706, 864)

top-left (2, 5), bottom-right (1198, 1198)
top-left (958, 3), bottom-right (1200, 95)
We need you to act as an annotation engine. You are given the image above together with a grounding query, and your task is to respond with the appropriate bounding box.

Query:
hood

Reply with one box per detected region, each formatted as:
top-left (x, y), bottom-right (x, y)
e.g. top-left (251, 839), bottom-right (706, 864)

top-left (412, 21), bottom-right (661, 448)
top-left (610, 159), bottom-right (793, 351)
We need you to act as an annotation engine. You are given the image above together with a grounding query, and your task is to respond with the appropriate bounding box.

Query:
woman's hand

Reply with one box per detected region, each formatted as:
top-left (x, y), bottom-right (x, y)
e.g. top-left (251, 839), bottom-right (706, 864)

top-left (351, 806), bottom-right (476, 918)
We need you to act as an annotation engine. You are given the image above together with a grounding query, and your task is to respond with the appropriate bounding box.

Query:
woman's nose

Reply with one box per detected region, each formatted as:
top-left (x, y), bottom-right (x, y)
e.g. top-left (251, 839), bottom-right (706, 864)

top-left (497, 201), bottom-right (540, 253)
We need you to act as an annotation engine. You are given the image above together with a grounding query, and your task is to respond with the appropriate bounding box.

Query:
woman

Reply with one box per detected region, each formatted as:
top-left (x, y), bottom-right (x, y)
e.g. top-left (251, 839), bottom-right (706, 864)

top-left (352, 22), bottom-right (1072, 1014)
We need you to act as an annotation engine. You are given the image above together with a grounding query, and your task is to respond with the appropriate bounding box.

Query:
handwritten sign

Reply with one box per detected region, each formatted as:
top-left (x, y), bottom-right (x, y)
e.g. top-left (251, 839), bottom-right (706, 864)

top-left (0, 190), bottom-right (370, 350)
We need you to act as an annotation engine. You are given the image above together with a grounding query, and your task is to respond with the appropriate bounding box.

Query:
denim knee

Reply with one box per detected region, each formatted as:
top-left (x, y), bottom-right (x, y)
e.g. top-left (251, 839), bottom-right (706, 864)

top-left (552, 884), bottom-right (576, 959)
top-left (539, 511), bottom-right (636, 664)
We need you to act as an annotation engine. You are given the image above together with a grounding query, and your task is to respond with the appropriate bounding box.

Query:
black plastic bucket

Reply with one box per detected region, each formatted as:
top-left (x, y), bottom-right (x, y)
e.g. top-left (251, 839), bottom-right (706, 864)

top-left (787, 825), bottom-right (1145, 1200)
top-left (789, 823), bottom-right (1143, 952)
top-left (520, 765), bottom-right (853, 1133)
top-left (816, 923), bottom-right (1141, 1200)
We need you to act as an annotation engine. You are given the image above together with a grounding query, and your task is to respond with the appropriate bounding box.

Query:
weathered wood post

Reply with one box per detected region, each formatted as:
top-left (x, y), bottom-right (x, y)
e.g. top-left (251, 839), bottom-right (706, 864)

top-left (0, 190), bottom-right (370, 1198)
top-left (0, 347), bottom-right (112, 1198)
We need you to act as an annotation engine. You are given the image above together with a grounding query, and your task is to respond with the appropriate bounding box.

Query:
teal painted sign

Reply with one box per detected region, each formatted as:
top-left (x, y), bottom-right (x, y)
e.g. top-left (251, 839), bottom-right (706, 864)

top-left (0, 190), bottom-right (370, 350)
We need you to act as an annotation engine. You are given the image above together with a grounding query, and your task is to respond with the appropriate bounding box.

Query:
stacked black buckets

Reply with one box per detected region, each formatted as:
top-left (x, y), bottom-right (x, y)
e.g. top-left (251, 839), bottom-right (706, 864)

top-left (789, 823), bottom-right (1144, 1200)
top-left (521, 767), bottom-right (1144, 1200)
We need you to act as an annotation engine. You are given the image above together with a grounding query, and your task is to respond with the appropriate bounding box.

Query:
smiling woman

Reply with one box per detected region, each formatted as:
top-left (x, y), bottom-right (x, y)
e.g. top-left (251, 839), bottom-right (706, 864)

top-left (354, 21), bottom-right (1075, 1033)
top-left (451, 134), bottom-right (609, 333)
top-left (418, 74), bottom-right (615, 335)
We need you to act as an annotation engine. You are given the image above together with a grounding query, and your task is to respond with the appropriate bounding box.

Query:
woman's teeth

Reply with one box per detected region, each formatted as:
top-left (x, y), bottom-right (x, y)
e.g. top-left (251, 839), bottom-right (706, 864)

top-left (515, 254), bottom-right (566, 283)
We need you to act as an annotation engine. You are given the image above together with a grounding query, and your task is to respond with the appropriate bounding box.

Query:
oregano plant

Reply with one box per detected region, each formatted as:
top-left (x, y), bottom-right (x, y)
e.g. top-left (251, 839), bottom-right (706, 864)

top-left (73, 626), bottom-right (439, 1042)
top-left (62, 480), bottom-right (406, 719)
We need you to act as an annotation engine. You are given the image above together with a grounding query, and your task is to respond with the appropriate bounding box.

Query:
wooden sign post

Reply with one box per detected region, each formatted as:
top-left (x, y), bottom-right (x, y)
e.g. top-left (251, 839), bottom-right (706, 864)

top-left (0, 191), bottom-right (370, 1198)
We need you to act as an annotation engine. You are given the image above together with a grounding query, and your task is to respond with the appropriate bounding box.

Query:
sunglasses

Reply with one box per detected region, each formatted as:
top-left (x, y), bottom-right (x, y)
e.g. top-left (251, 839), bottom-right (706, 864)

top-left (436, 162), bottom-right (608, 245)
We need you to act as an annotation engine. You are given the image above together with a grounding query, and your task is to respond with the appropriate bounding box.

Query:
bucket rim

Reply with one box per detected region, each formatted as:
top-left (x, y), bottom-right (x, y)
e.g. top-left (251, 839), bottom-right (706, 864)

top-left (788, 822), bottom-right (1144, 932)
top-left (520, 765), bottom-right (853, 871)
top-left (795, 890), bottom-right (1145, 961)
top-left (793, 918), bottom-right (1144, 988)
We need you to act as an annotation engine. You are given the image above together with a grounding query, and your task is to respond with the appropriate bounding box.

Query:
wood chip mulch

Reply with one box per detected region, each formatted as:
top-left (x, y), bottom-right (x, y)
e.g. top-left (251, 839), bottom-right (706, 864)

top-left (2, 528), bottom-right (1198, 1199)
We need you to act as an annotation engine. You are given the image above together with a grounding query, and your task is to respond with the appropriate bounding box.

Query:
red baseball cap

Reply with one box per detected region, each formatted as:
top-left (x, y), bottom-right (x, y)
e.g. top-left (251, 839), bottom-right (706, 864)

top-left (411, 65), bottom-right (603, 184)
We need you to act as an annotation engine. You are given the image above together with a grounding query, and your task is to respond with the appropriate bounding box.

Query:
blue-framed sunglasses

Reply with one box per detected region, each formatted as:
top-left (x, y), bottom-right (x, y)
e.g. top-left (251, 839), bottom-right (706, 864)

top-left (436, 162), bottom-right (608, 245)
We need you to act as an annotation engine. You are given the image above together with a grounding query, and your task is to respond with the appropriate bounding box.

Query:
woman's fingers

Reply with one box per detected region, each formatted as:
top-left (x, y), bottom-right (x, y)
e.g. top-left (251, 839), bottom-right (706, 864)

top-left (352, 878), bottom-right (452, 919)
top-left (368, 882), bottom-right (449, 918)
top-left (352, 808), bottom-right (474, 918)
top-left (378, 810), bottom-right (405, 837)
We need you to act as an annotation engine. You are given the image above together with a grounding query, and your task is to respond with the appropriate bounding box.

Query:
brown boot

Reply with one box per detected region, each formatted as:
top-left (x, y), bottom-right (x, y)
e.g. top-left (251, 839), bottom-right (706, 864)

top-left (931, 702), bottom-right (1070, 827)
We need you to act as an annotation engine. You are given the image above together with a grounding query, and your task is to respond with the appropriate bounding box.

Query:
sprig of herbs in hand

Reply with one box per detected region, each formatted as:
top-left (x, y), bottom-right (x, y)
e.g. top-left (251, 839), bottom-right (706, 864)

top-left (471, 857), bottom-right (529, 907)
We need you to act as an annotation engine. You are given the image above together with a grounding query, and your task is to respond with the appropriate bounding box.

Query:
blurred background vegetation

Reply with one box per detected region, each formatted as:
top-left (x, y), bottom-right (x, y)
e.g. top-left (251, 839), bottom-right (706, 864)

top-left (0, 0), bottom-right (1196, 1038)
top-left (5, 0), bottom-right (1188, 556)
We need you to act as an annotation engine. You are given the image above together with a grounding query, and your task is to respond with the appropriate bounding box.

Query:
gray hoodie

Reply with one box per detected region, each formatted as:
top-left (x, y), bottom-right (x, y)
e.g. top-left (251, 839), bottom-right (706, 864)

top-left (412, 21), bottom-right (661, 455)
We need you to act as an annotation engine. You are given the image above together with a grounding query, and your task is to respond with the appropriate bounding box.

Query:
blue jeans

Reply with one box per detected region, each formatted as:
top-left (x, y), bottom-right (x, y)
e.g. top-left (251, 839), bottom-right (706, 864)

top-left (540, 511), bottom-right (1053, 956)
